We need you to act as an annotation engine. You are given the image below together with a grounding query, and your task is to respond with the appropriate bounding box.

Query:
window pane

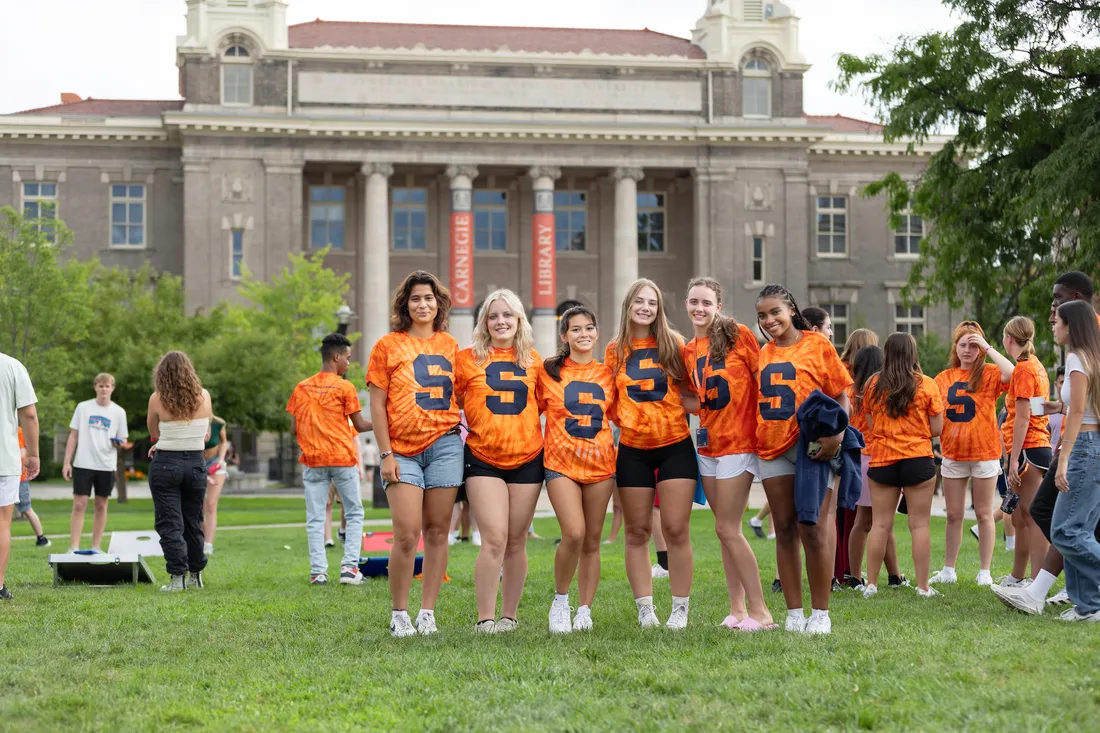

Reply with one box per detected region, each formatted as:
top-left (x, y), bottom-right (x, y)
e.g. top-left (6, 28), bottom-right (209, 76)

top-left (24, 183), bottom-right (38, 196)
top-left (835, 324), bottom-right (848, 345)
top-left (129, 203), bottom-right (143, 223)
top-left (817, 213), bottom-right (830, 234)
top-left (329, 224), bottom-right (344, 249)
top-left (833, 197), bottom-right (846, 209)
top-left (392, 190), bottom-right (408, 204)
top-left (112, 184), bottom-right (127, 198)
top-left (913, 325), bottom-right (924, 338)
top-left (393, 231), bottom-right (408, 250)
top-left (475, 231), bottom-right (489, 250)
top-left (112, 225), bottom-right (126, 245)
top-left (554, 212), bottom-right (568, 231)
top-left (310, 188), bottom-right (327, 202)
top-left (637, 193), bottom-right (659, 208)
top-left (491, 230), bottom-right (506, 251)
top-left (650, 233), bottom-right (664, 252)
top-left (753, 261), bottom-right (763, 281)
top-left (490, 211), bottom-right (506, 229)
top-left (834, 305), bottom-right (847, 318)
top-left (393, 210), bottom-right (408, 228)
top-left (310, 223), bottom-right (326, 248)
top-left (833, 214), bottom-right (846, 234)
top-left (650, 212), bottom-right (664, 232)
top-left (572, 231), bottom-right (586, 251)
top-left (411, 229), bottom-right (426, 250)
top-left (130, 185), bottom-right (143, 198)
top-left (912, 216), bottom-right (923, 233)
top-left (638, 232), bottom-right (648, 251)
top-left (41, 183), bottom-right (56, 196)
top-left (474, 211), bottom-right (489, 229)
top-left (111, 202), bottom-right (126, 224)
top-left (128, 225), bottom-right (143, 246)
top-left (24, 202), bottom-right (38, 218)
top-left (753, 237), bottom-right (763, 257)
top-left (327, 205), bottom-right (344, 223)
top-left (410, 210), bottom-right (426, 228)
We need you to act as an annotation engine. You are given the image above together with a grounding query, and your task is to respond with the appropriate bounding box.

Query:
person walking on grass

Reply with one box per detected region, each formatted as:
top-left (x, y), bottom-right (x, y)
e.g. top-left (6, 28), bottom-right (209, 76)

top-left (201, 415), bottom-right (228, 556)
top-left (62, 373), bottom-right (127, 554)
top-left (147, 352), bottom-right (212, 591)
top-left (17, 428), bottom-right (49, 547)
top-left (288, 333), bottom-right (373, 587)
top-left (1, 351), bottom-right (40, 600)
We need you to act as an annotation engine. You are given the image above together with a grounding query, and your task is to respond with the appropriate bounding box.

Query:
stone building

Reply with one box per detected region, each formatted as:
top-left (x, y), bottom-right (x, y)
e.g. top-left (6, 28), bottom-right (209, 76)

top-left (1, 0), bottom-right (951, 363)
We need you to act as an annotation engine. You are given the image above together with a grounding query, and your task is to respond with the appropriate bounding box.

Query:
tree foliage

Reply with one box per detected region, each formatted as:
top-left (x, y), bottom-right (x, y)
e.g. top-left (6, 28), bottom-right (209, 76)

top-left (835, 0), bottom-right (1100, 344)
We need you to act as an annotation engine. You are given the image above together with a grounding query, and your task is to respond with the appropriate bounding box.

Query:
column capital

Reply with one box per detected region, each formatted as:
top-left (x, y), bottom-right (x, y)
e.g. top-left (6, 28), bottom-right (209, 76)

top-left (528, 166), bottom-right (561, 184)
top-left (445, 165), bottom-right (479, 184)
top-left (612, 167), bottom-right (645, 183)
top-left (362, 162), bottom-right (394, 179)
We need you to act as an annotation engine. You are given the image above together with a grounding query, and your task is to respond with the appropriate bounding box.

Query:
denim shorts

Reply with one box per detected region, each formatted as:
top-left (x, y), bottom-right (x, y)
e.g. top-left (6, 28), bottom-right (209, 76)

top-left (389, 431), bottom-right (463, 490)
top-left (17, 480), bottom-right (32, 513)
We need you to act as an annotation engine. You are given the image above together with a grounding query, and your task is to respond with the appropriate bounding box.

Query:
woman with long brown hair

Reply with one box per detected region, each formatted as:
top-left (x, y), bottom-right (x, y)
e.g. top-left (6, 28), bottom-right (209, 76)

top-left (147, 351), bottom-right (213, 591)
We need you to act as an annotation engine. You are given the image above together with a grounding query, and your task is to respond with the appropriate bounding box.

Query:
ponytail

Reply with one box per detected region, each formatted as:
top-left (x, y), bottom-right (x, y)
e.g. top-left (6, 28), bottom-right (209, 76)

top-left (756, 283), bottom-right (812, 341)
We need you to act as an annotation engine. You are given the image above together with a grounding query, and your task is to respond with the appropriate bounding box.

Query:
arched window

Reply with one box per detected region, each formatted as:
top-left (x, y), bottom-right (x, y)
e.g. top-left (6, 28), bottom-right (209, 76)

top-left (742, 57), bottom-right (771, 118)
top-left (221, 44), bottom-right (252, 105)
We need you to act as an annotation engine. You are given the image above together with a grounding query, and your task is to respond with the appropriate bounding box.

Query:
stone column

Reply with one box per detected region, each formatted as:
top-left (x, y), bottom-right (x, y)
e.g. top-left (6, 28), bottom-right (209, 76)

top-left (529, 166), bottom-right (561, 359)
top-left (361, 163), bottom-right (393, 359)
top-left (612, 167), bottom-right (644, 312)
top-left (446, 165), bottom-right (478, 347)
top-left (181, 154), bottom-right (212, 313)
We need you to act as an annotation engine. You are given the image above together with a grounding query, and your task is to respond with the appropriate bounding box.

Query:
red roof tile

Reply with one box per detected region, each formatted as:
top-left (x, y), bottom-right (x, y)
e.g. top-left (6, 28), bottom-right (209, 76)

top-left (288, 20), bottom-right (706, 58)
top-left (805, 114), bottom-right (884, 134)
top-left (14, 99), bottom-right (184, 117)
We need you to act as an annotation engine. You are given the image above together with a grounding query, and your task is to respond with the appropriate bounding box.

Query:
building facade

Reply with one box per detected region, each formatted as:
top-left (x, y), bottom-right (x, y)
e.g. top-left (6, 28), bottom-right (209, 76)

top-left (0, 0), bottom-right (953, 362)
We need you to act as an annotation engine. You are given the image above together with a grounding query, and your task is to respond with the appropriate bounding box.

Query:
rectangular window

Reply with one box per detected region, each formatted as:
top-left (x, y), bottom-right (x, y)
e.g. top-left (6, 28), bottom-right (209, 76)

top-left (637, 193), bottom-right (665, 253)
top-left (474, 190), bottom-right (508, 251)
top-left (222, 65), bottom-right (252, 105)
top-left (553, 191), bottom-right (587, 252)
top-left (895, 211), bottom-right (923, 257)
top-left (816, 196), bottom-right (848, 256)
top-left (751, 235), bottom-right (765, 283)
top-left (819, 304), bottom-right (849, 347)
top-left (895, 305), bottom-right (925, 338)
top-left (392, 188), bottom-right (427, 251)
top-left (110, 184), bottom-right (146, 248)
top-left (743, 77), bottom-right (771, 118)
top-left (230, 229), bottom-right (244, 279)
top-left (22, 182), bottom-right (58, 242)
top-left (309, 186), bottom-right (345, 249)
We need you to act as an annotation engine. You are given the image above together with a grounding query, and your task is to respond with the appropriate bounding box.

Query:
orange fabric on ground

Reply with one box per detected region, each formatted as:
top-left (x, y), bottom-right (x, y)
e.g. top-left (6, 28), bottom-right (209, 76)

top-left (455, 346), bottom-right (543, 470)
top-left (18, 427), bottom-right (27, 482)
top-left (934, 364), bottom-right (1008, 462)
top-left (1003, 355), bottom-right (1052, 451)
top-left (756, 331), bottom-right (853, 461)
top-left (605, 337), bottom-right (690, 450)
top-left (684, 324), bottom-right (760, 458)
top-left (366, 330), bottom-right (460, 457)
top-left (537, 359), bottom-right (617, 484)
top-left (864, 374), bottom-right (945, 467)
top-left (847, 384), bottom-right (872, 457)
top-left (286, 371), bottom-right (362, 468)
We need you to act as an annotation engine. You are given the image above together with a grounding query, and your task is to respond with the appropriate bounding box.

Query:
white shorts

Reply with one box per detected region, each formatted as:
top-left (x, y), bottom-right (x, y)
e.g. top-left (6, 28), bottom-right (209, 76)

top-left (941, 457), bottom-right (1001, 480)
top-left (0, 475), bottom-right (18, 507)
top-left (698, 453), bottom-right (758, 480)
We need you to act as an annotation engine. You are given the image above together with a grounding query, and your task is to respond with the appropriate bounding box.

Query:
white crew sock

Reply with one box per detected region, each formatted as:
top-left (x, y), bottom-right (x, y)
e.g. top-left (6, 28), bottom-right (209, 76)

top-left (1005, 536), bottom-right (1016, 551)
top-left (942, 565), bottom-right (956, 573)
top-left (787, 608), bottom-right (805, 621)
top-left (811, 608), bottom-right (830, 620)
top-left (1027, 570), bottom-right (1057, 600)
top-left (1006, 574), bottom-right (1022, 584)
top-left (636, 596), bottom-right (653, 609)
top-left (672, 595), bottom-right (690, 610)
top-left (749, 517), bottom-right (763, 528)
top-left (555, 593), bottom-right (569, 604)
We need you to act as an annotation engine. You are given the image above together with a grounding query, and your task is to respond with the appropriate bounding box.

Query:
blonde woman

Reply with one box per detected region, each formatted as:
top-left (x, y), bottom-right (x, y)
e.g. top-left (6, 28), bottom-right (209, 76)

top-left (454, 289), bottom-right (543, 633)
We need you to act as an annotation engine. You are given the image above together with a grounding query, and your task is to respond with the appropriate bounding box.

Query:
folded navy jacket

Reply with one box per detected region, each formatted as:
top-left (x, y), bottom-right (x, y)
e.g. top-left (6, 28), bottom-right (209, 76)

top-left (794, 390), bottom-right (865, 525)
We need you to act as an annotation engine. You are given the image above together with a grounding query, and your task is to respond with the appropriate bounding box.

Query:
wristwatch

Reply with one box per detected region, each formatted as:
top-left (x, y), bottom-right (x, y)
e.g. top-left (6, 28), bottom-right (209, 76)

top-left (380, 451), bottom-right (394, 460)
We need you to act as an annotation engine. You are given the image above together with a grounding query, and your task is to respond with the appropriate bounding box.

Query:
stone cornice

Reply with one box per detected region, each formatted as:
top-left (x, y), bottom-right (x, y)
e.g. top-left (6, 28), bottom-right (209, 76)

top-left (0, 115), bottom-right (171, 143)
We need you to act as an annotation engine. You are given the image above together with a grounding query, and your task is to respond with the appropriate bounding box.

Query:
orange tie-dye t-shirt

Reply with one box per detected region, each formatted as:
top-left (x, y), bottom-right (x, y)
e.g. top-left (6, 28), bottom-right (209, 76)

top-left (366, 330), bottom-right (461, 457)
top-left (847, 384), bottom-right (872, 457)
top-left (286, 371), bottom-right (362, 468)
top-left (18, 427), bottom-right (27, 482)
top-left (605, 337), bottom-right (690, 450)
top-left (756, 331), bottom-right (853, 461)
top-left (684, 324), bottom-right (760, 458)
top-left (537, 359), bottom-right (617, 484)
top-left (934, 363), bottom-right (1008, 462)
top-left (455, 346), bottom-right (544, 470)
top-left (864, 374), bottom-right (945, 467)
top-left (1002, 354), bottom-right (1051, 452)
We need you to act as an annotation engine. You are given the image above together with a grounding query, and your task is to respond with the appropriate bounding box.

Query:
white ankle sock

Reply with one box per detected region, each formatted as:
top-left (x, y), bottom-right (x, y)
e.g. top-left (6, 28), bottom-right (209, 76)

top-left (636, 596), bottom-right (653, 609)
top-left (942, 565), bottom-right (956, 574)
top-left (1028, 570), bottom-right (1057, 599)
top-left (672, 595), bottom-right (689, 609)
top-left (555, 593), bottom-right (569, 604)
top-left (811, 608), bottom-right (829, 619)
top-left (418, 608), bottom-right (434, 617)
top-left (749, 517), bottom-right (763, 527)
top-left (787, 608), bottom-right (805, 620)
top-left (1006, 574), bottom-right (1022, 583)
top-left (1005, 536), bottom-right (1016, 550)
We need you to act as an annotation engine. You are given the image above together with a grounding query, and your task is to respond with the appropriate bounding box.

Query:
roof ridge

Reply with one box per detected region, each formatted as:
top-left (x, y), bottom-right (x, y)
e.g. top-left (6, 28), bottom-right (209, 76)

top-left (289, 18), bottom-right (690, 38)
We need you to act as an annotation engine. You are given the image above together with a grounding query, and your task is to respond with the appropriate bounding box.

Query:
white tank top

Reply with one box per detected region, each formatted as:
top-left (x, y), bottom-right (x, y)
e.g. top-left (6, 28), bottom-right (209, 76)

top-left (156, 418), bottom-right (210, 452)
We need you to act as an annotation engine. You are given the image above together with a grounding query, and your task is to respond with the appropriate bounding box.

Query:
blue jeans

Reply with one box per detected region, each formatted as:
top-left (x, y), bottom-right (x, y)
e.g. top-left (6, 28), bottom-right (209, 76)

top-left (1052, 431), bottom-right (1100, 614)
top-left (303, 466), bottom-right (363, 575)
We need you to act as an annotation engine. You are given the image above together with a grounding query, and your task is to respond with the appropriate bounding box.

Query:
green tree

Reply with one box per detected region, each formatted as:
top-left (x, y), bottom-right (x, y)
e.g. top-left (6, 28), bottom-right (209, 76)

top-left (917, 333), bottom-right (951, 378)
top-left (835, 0), bottom-right (1100, 345)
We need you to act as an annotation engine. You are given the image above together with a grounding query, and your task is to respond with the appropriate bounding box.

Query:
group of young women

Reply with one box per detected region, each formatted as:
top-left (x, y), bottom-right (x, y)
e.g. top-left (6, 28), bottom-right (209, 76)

top-left (365, 269), bottom-right (1100, 638)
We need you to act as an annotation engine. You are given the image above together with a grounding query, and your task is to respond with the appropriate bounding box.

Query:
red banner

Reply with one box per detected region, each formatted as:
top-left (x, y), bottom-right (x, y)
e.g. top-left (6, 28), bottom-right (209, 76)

top-left (450, 211), bottom-right (473, 308)
top-left (532, 211), bottom-right (556, 310)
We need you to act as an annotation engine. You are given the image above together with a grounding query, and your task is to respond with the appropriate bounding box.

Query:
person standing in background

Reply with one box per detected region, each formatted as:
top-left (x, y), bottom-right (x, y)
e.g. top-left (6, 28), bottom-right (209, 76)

top-left (17, 427), bottom-right (49, 547)
top-left (1, 351), bottom-right (40, 600)
top-left (362, 436), bottom-right (380, 495)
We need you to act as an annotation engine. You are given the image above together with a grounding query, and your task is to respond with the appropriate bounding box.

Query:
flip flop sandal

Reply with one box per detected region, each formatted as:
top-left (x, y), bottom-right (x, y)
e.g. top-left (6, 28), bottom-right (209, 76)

top-left (719, 615), bottom-right (742, 629)
top-left (735, 617), bottom-right (779, 632)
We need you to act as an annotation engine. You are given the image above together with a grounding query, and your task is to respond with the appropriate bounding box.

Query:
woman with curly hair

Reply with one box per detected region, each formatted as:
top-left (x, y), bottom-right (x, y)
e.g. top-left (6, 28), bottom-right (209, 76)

top-left (147, 351), bottom-right (213, 591)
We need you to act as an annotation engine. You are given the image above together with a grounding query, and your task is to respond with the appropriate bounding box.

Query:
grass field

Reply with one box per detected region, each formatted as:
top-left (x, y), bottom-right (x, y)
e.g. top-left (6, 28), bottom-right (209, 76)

top-left (3, 499), bottom-right (1099, 732)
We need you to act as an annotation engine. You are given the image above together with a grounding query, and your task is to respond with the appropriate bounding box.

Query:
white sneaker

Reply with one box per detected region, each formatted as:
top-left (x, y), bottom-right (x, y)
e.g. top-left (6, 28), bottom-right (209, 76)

top-left (549, 600), bottom-right (573, 634)
top-left (928, 569), bottom-right (957, 585)
top-left (785, 614), bottom-right (807, 633)
top-left (1047, 589), bottom-right (1072, 605)
top-left (975, 570), bottom-right (993, 587)
top-left (666, 603), bottom-right (689, 630)
top-left (969, 524), bottom-right (980, 540)
top-left (475, 620), bottom-right (497, 634)
top-left (997, 575), bottom-right (1030, 589)
top-left (573, 605), bottom-right (593, 631)
top-left (638, 604), bottom-right (661, 629)
top-left (805, 614), bottom-right (832, 635)
top-left (448, 532), bottom-right (459, 547)
top-left (651, 563), bottom-right (669, 579)
top-left (1058, 606), bottom-right (1100, 622)
top-left (494, 617), bottom-right (519, 633)
top-left (991, 584), bottom-right (1045, 615)
top-left (472, 531), bottom-right (482, 547)
top-left (916, 586), bottom-right (940, 598)
top-left (415, 610), bottom-right (437, 635)
top-left (390, 611), bottom-right (416, 638)
top-left (204, 542), bottom-right (214, 556)
top-left (862, 584), bottom-right (878, 599)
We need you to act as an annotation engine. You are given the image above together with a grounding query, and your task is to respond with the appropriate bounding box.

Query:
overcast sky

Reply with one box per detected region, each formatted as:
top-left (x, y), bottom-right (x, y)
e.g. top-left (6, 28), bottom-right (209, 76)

top-left (0, 0), bottom-right (959, 116)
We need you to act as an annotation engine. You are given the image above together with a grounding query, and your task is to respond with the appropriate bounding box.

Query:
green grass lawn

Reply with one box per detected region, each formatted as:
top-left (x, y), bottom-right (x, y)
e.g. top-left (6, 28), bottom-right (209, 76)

top-left (3, 505), bottom-right (1099, 732)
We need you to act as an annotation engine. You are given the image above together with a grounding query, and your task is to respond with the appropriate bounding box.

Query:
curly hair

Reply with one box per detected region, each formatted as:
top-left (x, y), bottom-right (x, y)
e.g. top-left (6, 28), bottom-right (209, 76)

top-left (153, 351), bottom-right (203, 419)
top-left (391, 271), bottom-right (451, 333)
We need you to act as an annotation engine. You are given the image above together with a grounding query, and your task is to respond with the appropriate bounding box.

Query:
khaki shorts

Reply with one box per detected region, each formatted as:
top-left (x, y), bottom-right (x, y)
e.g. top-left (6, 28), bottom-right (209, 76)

top-left (941, 457), bottom-right (1000, 480)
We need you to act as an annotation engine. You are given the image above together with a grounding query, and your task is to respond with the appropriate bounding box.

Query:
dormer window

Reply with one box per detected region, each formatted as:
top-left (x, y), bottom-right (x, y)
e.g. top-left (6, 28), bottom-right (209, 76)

top-left (221, 44), bottom-right (252, 106)
top-left (742, 57), bottom-right (771, 118)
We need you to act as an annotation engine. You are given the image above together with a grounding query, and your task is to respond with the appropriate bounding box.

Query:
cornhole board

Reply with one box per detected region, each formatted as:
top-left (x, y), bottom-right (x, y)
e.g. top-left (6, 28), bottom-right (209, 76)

top-left (362, 531), bottom-right (423, 553)
top-left (359, 555), bottom-right (424, 578)
top-left (107, 530), bottom-right (163, 556)
top-left (49, 553), bottom-right (157, 587)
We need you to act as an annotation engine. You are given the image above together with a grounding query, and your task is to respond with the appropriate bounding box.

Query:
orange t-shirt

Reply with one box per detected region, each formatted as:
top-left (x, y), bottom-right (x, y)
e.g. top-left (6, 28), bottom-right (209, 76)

top-left (864, 374), bottom-right (945, 467)
top-left (537, 359), bottom-right (617, 484)
top-left (934, 363), bottom-right (1008, 462)
top-left (366, 330), bottom-right (461, 457)
top-left (684, 325), bottom-right (760, 458)
top-left (847, 384), bottom-right (872, 457)
top-left (18, 427), bottom-right (27, 482)
top-left (756, 331), bottom-right (853, 461)
top-left (455, 346), bottom-right (543, 470)
top-left (286, 371), bottom-right (361, 468)
top-left (605, 337), bottom-right (690, 450)
top-left (1002, 355), bottom-right (1051, 452)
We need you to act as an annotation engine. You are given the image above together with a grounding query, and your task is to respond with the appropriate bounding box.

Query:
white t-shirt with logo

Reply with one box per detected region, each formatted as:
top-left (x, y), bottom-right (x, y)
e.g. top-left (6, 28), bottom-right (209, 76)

top-left (1, 353), bottom-right (37, 477)
top-left (70, 399), bottom-right (128, 472)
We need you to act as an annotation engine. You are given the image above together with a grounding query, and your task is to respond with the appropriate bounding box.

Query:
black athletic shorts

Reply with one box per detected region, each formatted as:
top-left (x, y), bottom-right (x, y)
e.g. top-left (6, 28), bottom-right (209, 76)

top-left (1018, 446), bottom-right (1053, 473)
top-left (866, 457), bottom-right (937, 489)
top-left (73, 467), bottom-right (115, 498)
top-left (616, 436), bottom-right (699, 489)
top-left (463, 445), bottom-right (544, 485)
